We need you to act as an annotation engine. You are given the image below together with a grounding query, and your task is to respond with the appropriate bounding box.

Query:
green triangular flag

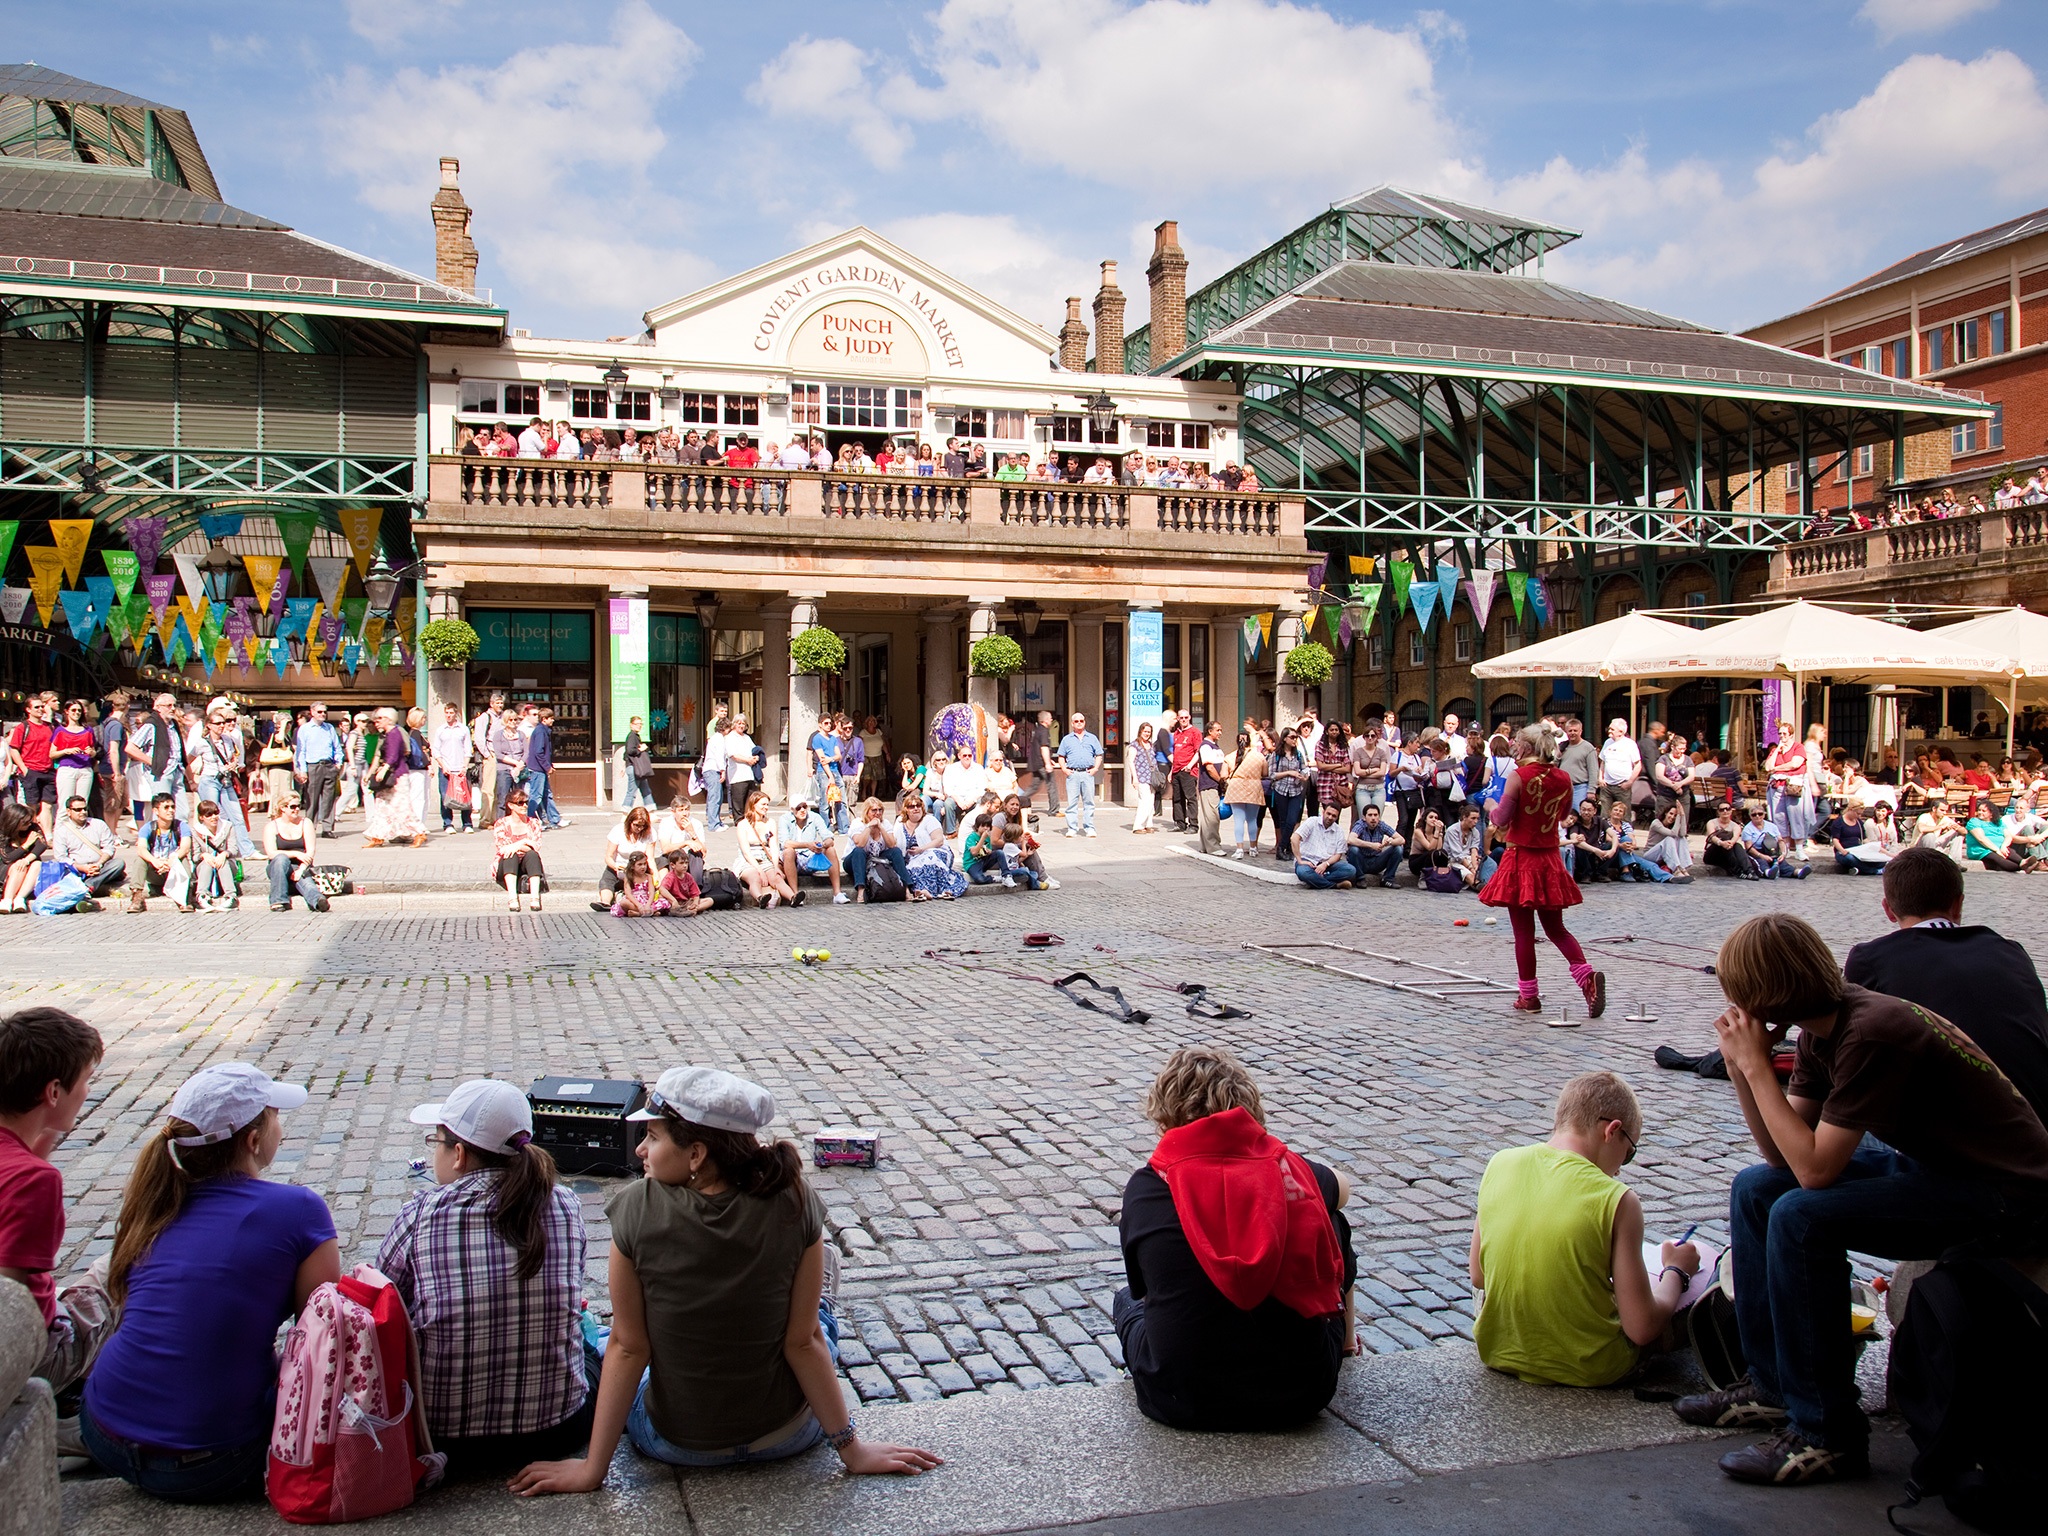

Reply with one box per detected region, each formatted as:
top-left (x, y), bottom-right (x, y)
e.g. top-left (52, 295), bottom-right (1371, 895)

top-left (275, 512), bottom-right (318, 580)
top-left (1389, 560), bottom-right (1413, 612)
top-left (1506, 569), bottom-right (1529, 623)
top-left (1241, 614), bottom-right (1261, 659)
top-left (341, 596), bottom-right (370, 640)
top-left (0, 521), bottom-right (16, 577)
top-left (101, 548), bottom-right (139, 604)
top-left (123, 590), bottom-right (150, 634)
top-left (1356, 582), bottom-right (1383, 633)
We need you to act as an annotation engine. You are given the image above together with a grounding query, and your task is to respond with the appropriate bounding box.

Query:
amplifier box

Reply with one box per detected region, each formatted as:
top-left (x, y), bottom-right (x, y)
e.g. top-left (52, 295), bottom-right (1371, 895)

top-left (529, 1076), bottom-right (646, 1176)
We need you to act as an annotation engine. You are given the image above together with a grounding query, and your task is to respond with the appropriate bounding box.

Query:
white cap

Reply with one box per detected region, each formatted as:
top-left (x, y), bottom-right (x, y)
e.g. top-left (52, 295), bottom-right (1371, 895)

top-left (409, 1079), bottom-right (533, 1155)
top-left (627, 1066), bottom-right (776, 1133)
top-left (167, 1062), bottom-right (308, 1147)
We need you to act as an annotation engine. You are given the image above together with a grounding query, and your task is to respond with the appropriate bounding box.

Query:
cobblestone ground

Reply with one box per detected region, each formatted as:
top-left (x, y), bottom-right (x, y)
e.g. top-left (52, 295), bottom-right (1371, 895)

top-left (11, 815), bottom-right (2038, 1406)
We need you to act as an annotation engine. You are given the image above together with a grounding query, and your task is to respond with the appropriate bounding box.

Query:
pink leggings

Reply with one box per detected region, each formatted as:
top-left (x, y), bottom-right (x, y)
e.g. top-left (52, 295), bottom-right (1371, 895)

top-left (1507, 905), bottom-right (1587, 983)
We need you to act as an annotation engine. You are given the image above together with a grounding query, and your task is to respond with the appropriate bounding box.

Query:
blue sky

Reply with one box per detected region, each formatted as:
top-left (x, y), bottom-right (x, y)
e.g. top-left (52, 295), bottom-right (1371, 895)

top-left (15, 0), bottom-right (2048, 341)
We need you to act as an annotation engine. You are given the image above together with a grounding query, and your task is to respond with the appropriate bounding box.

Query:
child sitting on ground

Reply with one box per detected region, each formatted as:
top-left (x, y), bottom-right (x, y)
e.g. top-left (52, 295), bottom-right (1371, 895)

top-left (964, 813), bottom-right (1005, 885)
top-left (609, 851), bottom-right (671, 917)
top-left (1470, 1071), bottom-right (1700, 1387)
top-left (999, 824), bottom-right (1043, 890)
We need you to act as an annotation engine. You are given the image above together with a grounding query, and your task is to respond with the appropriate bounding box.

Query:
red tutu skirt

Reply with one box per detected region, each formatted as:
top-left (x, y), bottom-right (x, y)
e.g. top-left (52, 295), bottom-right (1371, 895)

top-left (1478, 843), bottom-right (1582, 910)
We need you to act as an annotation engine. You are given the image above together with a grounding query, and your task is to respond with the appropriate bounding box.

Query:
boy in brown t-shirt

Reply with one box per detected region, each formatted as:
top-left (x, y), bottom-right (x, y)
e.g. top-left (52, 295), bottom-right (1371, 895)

top-left (1672, 913), bottom-right (2048, 1488)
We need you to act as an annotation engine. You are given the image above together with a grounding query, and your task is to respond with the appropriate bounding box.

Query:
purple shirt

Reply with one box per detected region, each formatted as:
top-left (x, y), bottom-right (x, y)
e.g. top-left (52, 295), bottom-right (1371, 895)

top-left (836, 732), bottom-right (864, 780)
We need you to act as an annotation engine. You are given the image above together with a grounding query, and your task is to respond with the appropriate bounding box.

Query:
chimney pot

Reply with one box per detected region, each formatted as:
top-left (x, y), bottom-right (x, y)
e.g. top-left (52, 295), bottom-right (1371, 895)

top-left (431, 155), bottom-right (479, 296)
top-left (1092, 260), bottom-right (1128, 374)
top-left (439, 157), bottom-right (461, 187)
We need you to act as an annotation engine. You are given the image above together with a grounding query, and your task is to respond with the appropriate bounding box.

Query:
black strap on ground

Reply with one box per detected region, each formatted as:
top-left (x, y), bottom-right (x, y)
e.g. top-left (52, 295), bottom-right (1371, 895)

top-left (1177, 982), bottom-right (1251, 1021)
top-left (1052, 971), bottom-right (1151, 1024)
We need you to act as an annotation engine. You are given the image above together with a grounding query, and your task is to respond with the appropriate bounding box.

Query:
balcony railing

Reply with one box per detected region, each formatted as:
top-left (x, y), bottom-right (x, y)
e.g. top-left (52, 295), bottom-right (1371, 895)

top-left (1771, 503), bottom-right (2048, 593)
top-left (426, 458), bottom-right (1305, 555)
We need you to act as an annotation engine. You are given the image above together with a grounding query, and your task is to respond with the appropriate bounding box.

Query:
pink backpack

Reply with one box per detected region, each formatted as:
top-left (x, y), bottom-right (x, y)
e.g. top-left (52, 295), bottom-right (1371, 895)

top-left (268, 1264), bottom-right (443, 1524)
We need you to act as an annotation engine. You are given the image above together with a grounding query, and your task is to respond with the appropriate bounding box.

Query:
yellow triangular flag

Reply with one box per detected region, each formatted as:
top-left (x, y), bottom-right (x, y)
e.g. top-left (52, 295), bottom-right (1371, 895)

top-left (49, 519), bottom-right (93, 584)
top-left (174, 595), bottom-right (206, 640)
top-left (24, 547), bottom-right (62, 625)
top-left (362, 614), bottom-right (386, 652)
top-left (1300, 605), bottom-right (1320, 643)
top-left (242, 554), bottom-right (283, 614)
top-left (213, 638), bottom-right (232, 669)
top-left (336, 507), bottom-right (380, 576)
top-left (1257, 612), bottom-right (1273, 644)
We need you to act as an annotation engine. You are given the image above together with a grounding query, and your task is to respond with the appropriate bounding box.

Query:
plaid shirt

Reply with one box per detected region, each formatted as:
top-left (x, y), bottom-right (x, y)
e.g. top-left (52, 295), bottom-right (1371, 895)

top-left (376, 1171), bottom-right (588, 1438)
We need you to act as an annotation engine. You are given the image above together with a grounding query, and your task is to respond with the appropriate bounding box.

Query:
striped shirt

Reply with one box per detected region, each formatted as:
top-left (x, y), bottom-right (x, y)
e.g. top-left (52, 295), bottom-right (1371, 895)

top-left (376, 1170), bottom-right (588, 1438)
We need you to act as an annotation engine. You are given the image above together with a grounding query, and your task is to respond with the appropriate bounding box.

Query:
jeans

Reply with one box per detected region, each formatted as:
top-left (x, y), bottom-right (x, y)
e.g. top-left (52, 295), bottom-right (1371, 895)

top-left (1295, 857), bottom-right (1358, 888)
top-left (626, 1304), bottom-right (838, 1467)
top-left (1618, 848), bottom-right (1672, 882)
top-left (79, 1406), bottom-right (268, 1503)
top-left (1349, 841), bottom-right (1404, 886)
top-left (303, 761), bottom-right (340, 833)
top-left (1729, 1151), bottom-right (2032, 1451)
top-left (267, 855), bottom-right (323, 909)
top-left (812, 769), bottom-right (851, 833)
top-left (525, 769), bottom-right (561, 828)
top-left (1270, 794), bottom-right (1304, 860)
top-left (1065, 771), bottom-right (1097, 833)
top-left (845, 843), bottom-right (911, 892)
top-left (701, 767), bottom-right (726, 825)
top-left (623, 774), bottom-right (654, 811)
top-left (192, 860), bottom-right (236, 907)
top-left (197, 777), bottom-right (258, 858)
top-left (495, 766), bottom-right (520, 820)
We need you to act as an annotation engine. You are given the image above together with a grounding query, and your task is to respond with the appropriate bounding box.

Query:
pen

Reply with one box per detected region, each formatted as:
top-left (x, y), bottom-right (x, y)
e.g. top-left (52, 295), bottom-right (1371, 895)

top-left (1679, 1223), bottom-right (1698, 1244)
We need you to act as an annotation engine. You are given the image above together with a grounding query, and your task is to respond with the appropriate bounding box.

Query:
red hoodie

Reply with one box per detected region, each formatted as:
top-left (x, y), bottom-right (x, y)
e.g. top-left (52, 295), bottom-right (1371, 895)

top-left (1148, 1107), bottom-right (1342, 1318)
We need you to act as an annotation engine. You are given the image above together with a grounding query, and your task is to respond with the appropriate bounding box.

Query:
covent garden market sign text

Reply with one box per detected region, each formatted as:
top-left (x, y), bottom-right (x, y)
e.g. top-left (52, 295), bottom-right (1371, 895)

top-left (753, 262), bottom-right (968, 369)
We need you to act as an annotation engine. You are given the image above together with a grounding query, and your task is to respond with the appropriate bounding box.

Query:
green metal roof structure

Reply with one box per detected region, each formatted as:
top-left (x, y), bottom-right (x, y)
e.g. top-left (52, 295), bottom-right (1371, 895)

top-left (0, 63), bottom-right (221, 200)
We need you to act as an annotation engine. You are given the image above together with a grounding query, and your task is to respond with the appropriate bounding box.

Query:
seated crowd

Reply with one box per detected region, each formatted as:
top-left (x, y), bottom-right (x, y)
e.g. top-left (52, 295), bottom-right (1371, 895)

top-left (5, 848), bottom-right (2044, 1507)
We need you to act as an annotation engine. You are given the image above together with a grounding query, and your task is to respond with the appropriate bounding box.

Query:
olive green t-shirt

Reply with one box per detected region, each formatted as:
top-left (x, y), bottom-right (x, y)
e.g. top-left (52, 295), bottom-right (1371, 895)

top-left (607, 1176), bottom-right (826, 1450)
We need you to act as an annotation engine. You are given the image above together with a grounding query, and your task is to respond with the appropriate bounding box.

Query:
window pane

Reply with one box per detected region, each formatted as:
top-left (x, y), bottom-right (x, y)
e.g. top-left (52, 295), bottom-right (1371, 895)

top-left (1188, 623), bottom-right (1207, 727)
top-left (1992, 310), bottom-right (2008, 355)
top-left (1181, 423), bottom-right (1210, 449)
top-left (572, 387), bottom-right (607, 418)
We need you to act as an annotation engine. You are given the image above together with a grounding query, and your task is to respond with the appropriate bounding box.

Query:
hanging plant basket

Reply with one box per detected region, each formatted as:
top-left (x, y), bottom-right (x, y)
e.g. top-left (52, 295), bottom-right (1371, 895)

top-left (416, 618), bottom-right (480, 668)
top-left (969, 634), bottom-right (1026, 677)
top-left (790, 625), bottom-right (848, 675)
top-left (1283, 640), bottom-right (1334, 686)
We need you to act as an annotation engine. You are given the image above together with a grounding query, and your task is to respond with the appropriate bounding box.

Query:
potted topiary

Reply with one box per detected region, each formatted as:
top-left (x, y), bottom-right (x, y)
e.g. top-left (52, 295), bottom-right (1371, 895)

top-left (969, 634), bottom-right (1026, 677)
top-left (790, 625), bottom-right (848, 675)
top-left (1283, 639), bottom-right (1334, 687)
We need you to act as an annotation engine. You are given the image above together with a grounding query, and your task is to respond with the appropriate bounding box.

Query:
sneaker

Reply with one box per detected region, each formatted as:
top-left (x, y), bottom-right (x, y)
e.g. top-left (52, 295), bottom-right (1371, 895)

top-left (55, 1415), bottom-right (86, 1459)
top-left (1581, 970), bottom-right (1608, 1019)
top-left (833, 892), bottom-right (851, 904)
top-left (1672, 1378), bottom-right (1790, 1429)
top-left (1085, 829), bottom-right (1097, 838)
top-left (1064, 830), bottom-right (1076, 837)
top-left (1717, 1427), bottom-right (1868, 1486)
top-left (1001, 875), bottom-right (1016, 888)
top-left (1044, 877), bottom-right (1061, 889)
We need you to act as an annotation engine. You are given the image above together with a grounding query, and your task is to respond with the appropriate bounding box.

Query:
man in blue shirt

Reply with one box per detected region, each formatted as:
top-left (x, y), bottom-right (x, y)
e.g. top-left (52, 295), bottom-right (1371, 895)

top-left (778, 799), bottom-right (847, 904)
top-left (526, 706), bottom-right (561, 828)
top-left (292, 701), bottom-right (345, 836)
top-left (807, 719), bottom-right (841, 832)
top-left (1345, 803), bottom-right (1405, 888)
top-left (1056, 711), bottom-right (1104, 837)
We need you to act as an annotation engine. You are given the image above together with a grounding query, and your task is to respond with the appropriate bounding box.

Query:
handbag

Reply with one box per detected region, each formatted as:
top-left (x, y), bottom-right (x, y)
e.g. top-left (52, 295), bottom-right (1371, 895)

top-left (260, 745), bottom-right (294, 767)
top-left (313, 865), bottom-right (354, 897)
top-left (1217, 800), bottom-right (1233, 820)
top-left (1423, 867), bottom-right (1465, 894)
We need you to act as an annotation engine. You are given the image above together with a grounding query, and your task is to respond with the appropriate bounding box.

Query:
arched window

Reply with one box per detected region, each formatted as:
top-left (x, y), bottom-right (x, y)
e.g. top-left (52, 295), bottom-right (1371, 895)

top-left (1398, 699), bottom-right (1429, 738)
top-left (1489, 693), bottom-right (1529, 730)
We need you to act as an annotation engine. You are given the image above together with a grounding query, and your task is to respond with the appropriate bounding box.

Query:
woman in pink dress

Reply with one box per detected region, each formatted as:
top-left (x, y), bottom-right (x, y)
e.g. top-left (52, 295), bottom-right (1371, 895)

top-left (1478, 723), bottom-right (1607, 1018)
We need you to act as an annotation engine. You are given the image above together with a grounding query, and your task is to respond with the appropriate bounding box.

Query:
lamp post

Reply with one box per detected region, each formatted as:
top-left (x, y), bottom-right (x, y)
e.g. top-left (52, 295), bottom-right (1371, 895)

top-left (198, 543), bottom-right (238, 607)
top-left (1085, 390), bottom-right (1117, 439)
top-left (363, 556), bottom-right (400, 616)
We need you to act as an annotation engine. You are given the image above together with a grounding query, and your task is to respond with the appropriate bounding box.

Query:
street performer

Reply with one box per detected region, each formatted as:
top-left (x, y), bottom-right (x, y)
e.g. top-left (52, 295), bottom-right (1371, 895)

top-left (1479, 722), bottom-right (1607, 1018)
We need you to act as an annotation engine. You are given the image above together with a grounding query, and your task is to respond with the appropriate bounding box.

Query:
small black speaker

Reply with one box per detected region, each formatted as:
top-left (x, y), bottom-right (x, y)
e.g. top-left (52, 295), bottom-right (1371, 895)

top-left (528, 1076), bottom-right (646, 1176)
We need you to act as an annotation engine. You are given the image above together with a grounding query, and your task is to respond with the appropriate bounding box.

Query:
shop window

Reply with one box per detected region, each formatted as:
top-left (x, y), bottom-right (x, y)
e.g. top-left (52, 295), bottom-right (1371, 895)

top-left (616, 390), bottom-right (652, 422)
top-left (571, 387), bottom-right (609, 419)
top-left (1050, 415), bottom-right (1084, 443)
top-left (1188, 622), bottom-right (1208, 727)
top-left (680, 391), bottom-right (719, 423)
top-left (1180, 423), bottom-right (1210, 450)
top-left (789, 384), bottom-right (820, 425)
top-left (997, 619), bottom-right (1068, 725)
top-left (466, 609), bottom-right (595, 761)
top-left (723, 394), bottom-right (761, 426)
top-left (1161, 622), bottom-right (1183, 713)
top-left (1407, 627), bottom-right (1425, 667)
top-left (825, 384), bottom-right (889, 427)
top-left (647, 612), bottom-right (706, 758)
top-left (709, 628), bottom-right (765, 740)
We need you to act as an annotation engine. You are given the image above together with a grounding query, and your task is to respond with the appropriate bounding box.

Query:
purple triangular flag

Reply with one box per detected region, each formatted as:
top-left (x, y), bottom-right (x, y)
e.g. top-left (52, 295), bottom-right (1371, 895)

top-left (126, 516), bottom-right (167, 575)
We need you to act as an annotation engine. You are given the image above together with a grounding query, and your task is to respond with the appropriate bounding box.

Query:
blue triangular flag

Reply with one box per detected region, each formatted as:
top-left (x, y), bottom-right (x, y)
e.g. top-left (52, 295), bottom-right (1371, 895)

top-left (197, 512), bottom-right (245, 542)
top-left (272, 639), bottom-right (289, 678)
top-left (84, 574), bottom-right (115, 617)
top-left (1408, 578), bottom-right (1440, 628)
top-left (57, 589), bottom-right (101, 647)
top-left (1529, 576), bottom-right (1551, 625)
top-left (1435, 563), bottom-right (1460, 623)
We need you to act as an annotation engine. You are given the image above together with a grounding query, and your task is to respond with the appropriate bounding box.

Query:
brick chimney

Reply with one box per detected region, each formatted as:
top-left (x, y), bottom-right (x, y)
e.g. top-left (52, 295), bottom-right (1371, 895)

top-left (1147, 220), bottom-right (1188, 361)
top-left (1091, 260), bottom-right (1126, 374)
top-left (431, 157), bottom-right (478, 295)
top-left (1058, 296), bottom-right (1089, 372)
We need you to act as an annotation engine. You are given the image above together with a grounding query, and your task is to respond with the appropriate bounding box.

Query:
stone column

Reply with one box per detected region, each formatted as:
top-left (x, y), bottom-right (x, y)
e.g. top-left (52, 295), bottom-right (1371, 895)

top-left (966, 597), bottom-right (1002, 718)
top-left (1273, 607), bottom-right (1305, 730)
top-left (760, 598), bottom-right (793, 803)
top-left (922, 610), bottom-right (956, 750)
top-left (786, 593), bottom-right (824, 806)
top-left (423, 582), bottom-right (466, 728)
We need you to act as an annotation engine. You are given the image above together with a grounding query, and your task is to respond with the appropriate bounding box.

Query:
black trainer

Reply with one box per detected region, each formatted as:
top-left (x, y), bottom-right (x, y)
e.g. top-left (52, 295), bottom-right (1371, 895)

top-left (1717, 1427), bottom-right (1868, 1485)
top-left (1672, 1378), bottom-right (1789, 1429)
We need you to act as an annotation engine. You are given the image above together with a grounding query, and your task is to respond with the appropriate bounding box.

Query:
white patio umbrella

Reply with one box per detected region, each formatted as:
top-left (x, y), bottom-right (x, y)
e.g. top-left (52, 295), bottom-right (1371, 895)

top-left (1927, 606), bottom-right (2048, 756)
top-left (1474, 610), bottom-right (1714, 734)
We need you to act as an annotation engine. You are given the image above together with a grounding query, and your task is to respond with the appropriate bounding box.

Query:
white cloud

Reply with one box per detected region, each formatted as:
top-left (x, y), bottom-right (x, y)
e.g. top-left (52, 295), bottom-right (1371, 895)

top-left (751, 0), bottom-right (1470, 201)
top-left (1858, 0), bottom-right (1996, 46)
top-left (878, 212), bottom-right (1087, 335)
top-left (1488, 50), bottom-right (2048, 324)
top-left (747, 38), bottom-right (914, 170)
top-left (343, 0), bottom-right (467, 46)
top-left (318, 0), bottom-right (715, 328)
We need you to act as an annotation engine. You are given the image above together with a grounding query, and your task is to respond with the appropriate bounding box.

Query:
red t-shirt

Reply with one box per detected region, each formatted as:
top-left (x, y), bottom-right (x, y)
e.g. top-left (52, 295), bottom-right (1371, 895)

top-left (0, 1126), bottom-right (62, 1324)
top-left (724, 445), bottom-right (760, 469)
top-left (8, 721), bottom-right (54, 772)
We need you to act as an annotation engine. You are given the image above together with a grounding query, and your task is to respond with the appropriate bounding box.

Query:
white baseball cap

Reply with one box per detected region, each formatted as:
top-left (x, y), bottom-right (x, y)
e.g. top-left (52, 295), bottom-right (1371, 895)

top-left (167, 1062), bottom-right (308, 1146)
top-left (627, 1066), bottom-right (776, 1133)
top-left (409, 1080), bottom-right (533, 1155)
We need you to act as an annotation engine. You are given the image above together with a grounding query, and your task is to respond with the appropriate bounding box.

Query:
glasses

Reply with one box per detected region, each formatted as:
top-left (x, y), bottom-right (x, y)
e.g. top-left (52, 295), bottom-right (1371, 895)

top-left (1612, 1120), bottom-right (1638, 1165)
top-left (422, 1131), bottom-right (455, 1150)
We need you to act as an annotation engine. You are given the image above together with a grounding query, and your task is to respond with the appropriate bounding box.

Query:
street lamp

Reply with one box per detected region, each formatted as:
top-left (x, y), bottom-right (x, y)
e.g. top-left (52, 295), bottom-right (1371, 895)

top-left (1085, 390), bottom-right (1117, 438)
top-left (363, 556), bottom-right (401, 615)
top-left (694, 591), bottom-right (720, 635)
top-left (198, 543), bottom-right (238, 606)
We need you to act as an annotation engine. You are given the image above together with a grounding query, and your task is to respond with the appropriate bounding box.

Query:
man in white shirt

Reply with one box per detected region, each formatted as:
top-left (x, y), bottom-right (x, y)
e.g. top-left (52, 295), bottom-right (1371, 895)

top-left (54, 794), bottom-right (124, 897)
top-left (1292, 802), bottom-right (1357, 889)
top-left (779, 799), bottom-right (847, 903)
top-left (470, 692), bottom-right (504, 826)
top-left (1441, 713), bottom-right (1469, 763)
top-left (698, 702), bottom-right (730, 827)
top-left (721, 714), bottom-right (760, 827)
top-left (941, 745), bottom-right (986, 835)
top-left (431, 702), bottom-right (474, 833)
top-left (809, 438), bottom-right (833, 471)
top-left (550, 421), bottom-right (581, 459)
top-left (516, 417), bottom-right (548, 458)
top-left (777, 440), bottom-right (811, 470)
top-left (1596, 717), bottom-right (1643, 825)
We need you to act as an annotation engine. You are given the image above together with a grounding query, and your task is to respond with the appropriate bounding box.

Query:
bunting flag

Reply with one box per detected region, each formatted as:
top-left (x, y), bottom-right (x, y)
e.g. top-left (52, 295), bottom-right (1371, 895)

top-left (1505, 569), bottom-right (1529, 623)
top-left (105, 604), bottom-right (129, 648)
top-left (84, 574), bottom-right (115, 619)
top-left (0, 587), bottom-right (29, 625)
top-left (242, 555), bottom-right (284, 613)
top-left (171, 549), bottom-right (206, 608)
top-left (317, 611), bottom-right (343, 651)
top-left (212, 637), bottom-right (233, 671)
top-left (1466, 569), bottom-right (1498, 629)
top-left (229, 596), bottom-right (256, 638)
top-left (275, 511), bottom-right (317, 579)
top-left (198, 640), bottom-right (216, 678)
top-left (1356, 582), bottom-right (1384, 633)
top-left (57, 590), bottom-right (102, 647)
top-left (393, 593), bottom-right (417, 640)
top-left (1389, 559), bottom-right (1413, 613)
top-left (283, 596), bottom-right (319, 640)
top-left (273, 639), bottom-right (289, 678)
top-left (1257, 612), bottom-right (1273, 646)
top-left (1299, 606), bottom-right (1319, 647)
top-left (1528, 575), bottom-right (1551, 625)
top-left (128, 600), bottom-right (150, 655)
top-left (197, 512), bottom-right (245, 542)
top-left (308, 555), bottom-right (350, 613)
top-left (167, 619), bottom-right (192, 666)
top-left (1306, 554), bottom-right (1328, 593)
top-left (1407, 578), bottom-right (1440, 629)
top-left (24, 547), bottom-right (63, 625)
top-left (362, 614), bottom-right (386, 653)
top-left (340, 596), bottom-right (369, 640)
top-left (173, 595), bottom-right (206, 643)
top-left (1348, 554), bottom-right (1375, 577)
top-left (336, 507), bottom-right (381, 576)
top-left (124, 515), bottom-right (167, 575)
top-left (269, 563), bottom-right (291, 616)
top-left (0, 521), bottom-right (17, 577)
top-left (49, 519), bottom-right (93, 584)
top-left (1241, 614), bottom-right (1261, 658)
top-left (101, 548), bottom-right (140, 603)
top-left (142, 572), bottom-right (176, 621)
top-left (343, 642), bottom-right (363, 677)
top-left (1337, 608), bottom-right (1356, 651)
top-left (1435, 563), bottom-right (1461, 623)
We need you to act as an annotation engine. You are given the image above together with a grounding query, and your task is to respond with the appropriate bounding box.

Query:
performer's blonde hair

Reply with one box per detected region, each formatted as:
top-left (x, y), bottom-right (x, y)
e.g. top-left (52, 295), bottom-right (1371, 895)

top-left (1515, 720), bottom-right (1563, 765)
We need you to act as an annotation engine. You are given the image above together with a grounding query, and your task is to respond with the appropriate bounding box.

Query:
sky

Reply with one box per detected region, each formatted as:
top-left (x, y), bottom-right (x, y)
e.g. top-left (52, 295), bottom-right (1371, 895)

top-left (15, 0), bottom-right (2048, 343)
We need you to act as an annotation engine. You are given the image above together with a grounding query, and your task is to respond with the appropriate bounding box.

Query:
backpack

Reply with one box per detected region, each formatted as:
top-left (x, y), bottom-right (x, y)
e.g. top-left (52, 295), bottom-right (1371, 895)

top-left (698, 868), bottom-right (744, 910)
top-left (1886, 1252), bottom-right (2048, 1535)
top-left (1682, 1274), bottom-right (1745, 1391)
top-left (268, 1265), bottom-right (442, 1524)
top-left (865, 853), bottom-right (907, 903)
